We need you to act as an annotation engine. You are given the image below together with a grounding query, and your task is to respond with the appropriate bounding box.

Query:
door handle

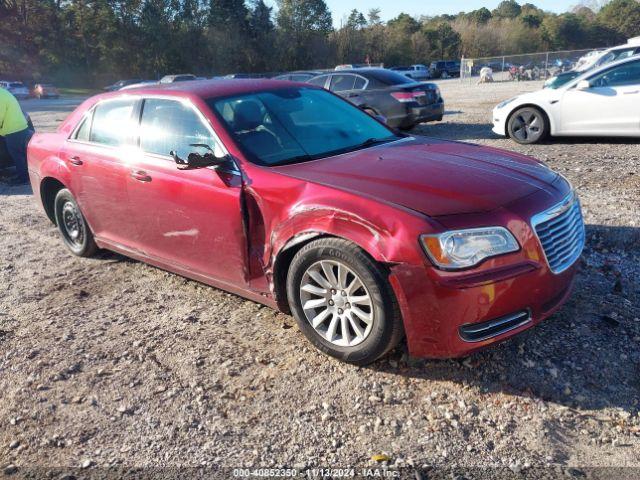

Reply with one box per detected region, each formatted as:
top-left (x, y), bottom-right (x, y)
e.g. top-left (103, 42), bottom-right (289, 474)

top-left (68, 156), bottom-right (83, 166)
top-left (623, 90), bottom-right (639, 95)
top-left (130, 170), bottom-right (152, 182)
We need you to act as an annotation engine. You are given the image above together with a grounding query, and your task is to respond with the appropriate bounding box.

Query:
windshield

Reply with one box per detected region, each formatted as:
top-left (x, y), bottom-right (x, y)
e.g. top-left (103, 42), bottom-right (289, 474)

top-left (544, 72), bottom-right (579, 89)
top-left (9, 83), bottom-right (24, 88)
top-left (208, 87), bottom-right (399, 167)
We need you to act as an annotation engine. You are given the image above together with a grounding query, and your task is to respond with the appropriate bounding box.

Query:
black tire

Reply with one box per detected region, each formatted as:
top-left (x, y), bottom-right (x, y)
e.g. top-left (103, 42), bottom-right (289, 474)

top-left (507, 106), bottom-right (549, 144)
top-left (53, 188), bottom-right (97, 257)
top-left (286, 237), bottom-right (404, 365)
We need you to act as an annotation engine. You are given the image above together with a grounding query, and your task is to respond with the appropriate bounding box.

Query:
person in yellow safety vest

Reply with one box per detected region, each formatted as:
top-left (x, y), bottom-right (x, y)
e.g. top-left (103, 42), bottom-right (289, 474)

top-left (0, 87), bottom-right (33, 185)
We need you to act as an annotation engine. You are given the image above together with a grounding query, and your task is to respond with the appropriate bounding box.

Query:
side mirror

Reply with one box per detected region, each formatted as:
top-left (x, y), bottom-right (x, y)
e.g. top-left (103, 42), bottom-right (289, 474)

top-left (576, 80), bottom-right (591, 91)
top-left (171, 144), bottom-right (227, 170)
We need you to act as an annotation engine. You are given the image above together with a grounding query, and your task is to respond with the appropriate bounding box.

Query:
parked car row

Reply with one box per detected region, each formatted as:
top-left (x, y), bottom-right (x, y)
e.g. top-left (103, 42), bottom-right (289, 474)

top-left (344, 61), bottom-right (461, 80)
top-left (106, 68), bottom-right (445, 131)
top-left (0, 81), bottom-right (59, 99)
top-left (389, 64), bottom-right (431, 81)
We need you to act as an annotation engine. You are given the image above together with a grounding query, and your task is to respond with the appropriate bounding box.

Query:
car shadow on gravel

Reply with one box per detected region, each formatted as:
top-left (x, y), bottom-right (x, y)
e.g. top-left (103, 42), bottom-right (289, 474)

top-left (544, 136), bottom-right (640, 145)
top-left (412, 123), bottom-right (640, 145)
top-left (412, 122), bottom-right (498, 142)
top-left (0, 183), bottom-right (32, 196)
top-left (374, 224), bottom-right (640, 414)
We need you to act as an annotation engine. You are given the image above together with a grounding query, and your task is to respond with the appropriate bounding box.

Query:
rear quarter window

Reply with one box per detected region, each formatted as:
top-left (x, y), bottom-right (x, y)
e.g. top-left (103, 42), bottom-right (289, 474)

top-left (74, 113), bottom-right (92, 142)
top-left (89, 99), bottom-right (136, 147)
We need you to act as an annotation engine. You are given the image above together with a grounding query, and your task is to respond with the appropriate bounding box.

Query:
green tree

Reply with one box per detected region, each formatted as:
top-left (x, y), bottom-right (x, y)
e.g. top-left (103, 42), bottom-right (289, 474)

top-left (247, 0), bottom-right (275, 71)
top-left (493, 0), bottom-right (522, 19)
top-left (541, 13), bottom-right (589, 49)
top-left (206, 0), bottom-right (250, 73)
top-left (367, 8), bottom-right (382, 25)
top-left (597, 0), bottom-right (640, 38)
top-left (346, 9), bottom-right (366, 29)
top-left (385, 13), bottom-right (420, 64)
top-left (467, 7), bottom-right (492, 24)
top-left (276, 0), bottom-right (332, 69)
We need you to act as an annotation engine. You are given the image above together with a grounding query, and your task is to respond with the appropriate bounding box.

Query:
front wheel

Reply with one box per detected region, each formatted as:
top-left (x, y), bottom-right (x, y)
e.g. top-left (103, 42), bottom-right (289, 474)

top-left (507, 107), bottom-right (549, 144)
top-left (286, 238), bottom-right (404, 365)
top-left (54, 188), bottom-right (98, 257)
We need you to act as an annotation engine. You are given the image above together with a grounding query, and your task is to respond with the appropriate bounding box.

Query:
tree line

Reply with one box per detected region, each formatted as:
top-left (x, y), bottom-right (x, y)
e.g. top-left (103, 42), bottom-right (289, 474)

top-left (0, 0), bottom-right (638, 86)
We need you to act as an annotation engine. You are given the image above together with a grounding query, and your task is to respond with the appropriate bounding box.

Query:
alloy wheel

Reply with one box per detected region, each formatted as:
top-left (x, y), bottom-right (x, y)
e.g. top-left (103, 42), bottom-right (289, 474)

top-left (299, 260), bottom-right (374, 347)
top-left (61, 201), bottom-right (85, 248)
top-left (511, 109), bottom-right (543, 142)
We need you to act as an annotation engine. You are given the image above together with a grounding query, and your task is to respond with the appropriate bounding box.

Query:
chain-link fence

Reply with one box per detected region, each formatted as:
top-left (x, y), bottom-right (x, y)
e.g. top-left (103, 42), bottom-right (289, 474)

top-left (460, 48), bottom-right (604, 83)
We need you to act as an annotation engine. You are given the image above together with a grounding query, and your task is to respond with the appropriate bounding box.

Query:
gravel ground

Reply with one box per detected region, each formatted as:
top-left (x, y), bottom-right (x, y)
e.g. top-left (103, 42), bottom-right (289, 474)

top-left (0, 83), bottom-right (638, 478)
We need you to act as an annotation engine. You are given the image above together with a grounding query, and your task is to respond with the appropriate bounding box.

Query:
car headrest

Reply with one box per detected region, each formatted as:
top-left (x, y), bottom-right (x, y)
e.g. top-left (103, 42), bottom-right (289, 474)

top-left (234, 100), bottom-right (263, 131)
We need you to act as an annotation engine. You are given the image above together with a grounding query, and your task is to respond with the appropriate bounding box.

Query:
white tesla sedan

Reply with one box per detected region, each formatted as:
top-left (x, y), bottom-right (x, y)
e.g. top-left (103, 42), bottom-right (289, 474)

top-left (493, 55), bottom-right (640, 144)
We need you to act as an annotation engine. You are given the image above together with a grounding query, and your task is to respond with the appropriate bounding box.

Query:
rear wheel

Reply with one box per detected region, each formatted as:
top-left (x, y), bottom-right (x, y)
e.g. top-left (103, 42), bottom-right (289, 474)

top-left (507, 107), bottom-right (549, 144)
top-left (54, 189), bottom-right (97, 257)
top-left (286, 238), bottom-right (404, 365)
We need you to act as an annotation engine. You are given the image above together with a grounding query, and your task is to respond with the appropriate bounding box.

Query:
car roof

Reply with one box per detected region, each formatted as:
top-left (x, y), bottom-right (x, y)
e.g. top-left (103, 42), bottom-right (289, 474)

top-left (606, 43), bottom-right (640, 53)
top-left (317, 68), bottom-right (382, 75)
top-left (95, 78), bottom-right (315, 101)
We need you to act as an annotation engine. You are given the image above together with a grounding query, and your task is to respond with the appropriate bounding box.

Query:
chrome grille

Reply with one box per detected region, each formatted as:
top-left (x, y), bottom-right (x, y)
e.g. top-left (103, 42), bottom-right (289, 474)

top-left (531, 192), bottom-right (585, 274)
top-left (459, 310), bottom-right (531, 342)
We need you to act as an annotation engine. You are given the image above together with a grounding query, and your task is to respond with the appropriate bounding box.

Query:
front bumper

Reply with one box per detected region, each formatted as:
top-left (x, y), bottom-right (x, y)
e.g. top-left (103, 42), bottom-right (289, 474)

top-left (390, 260), bottom-right (577, 358)
top-left (388, 187), bottom-right (581, 358)
top-left (492, 106), bottom-right (508, 136)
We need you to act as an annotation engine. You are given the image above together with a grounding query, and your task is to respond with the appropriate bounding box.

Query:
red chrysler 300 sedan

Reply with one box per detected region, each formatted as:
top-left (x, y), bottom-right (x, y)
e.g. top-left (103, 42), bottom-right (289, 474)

top-left (27, 80), bottom-right (585, 365)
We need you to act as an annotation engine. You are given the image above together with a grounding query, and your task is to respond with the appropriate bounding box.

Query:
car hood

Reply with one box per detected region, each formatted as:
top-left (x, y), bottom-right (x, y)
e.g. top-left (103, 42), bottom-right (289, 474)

top-left (272, 137), bottom-right (561, 217)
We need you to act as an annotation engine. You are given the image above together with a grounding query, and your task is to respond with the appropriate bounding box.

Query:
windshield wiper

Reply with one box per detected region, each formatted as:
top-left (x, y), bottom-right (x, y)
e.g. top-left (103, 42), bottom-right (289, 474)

top-left (271, 136), bottom-right (399, 167)
top-left (354, 136), bottom-right (396, 149)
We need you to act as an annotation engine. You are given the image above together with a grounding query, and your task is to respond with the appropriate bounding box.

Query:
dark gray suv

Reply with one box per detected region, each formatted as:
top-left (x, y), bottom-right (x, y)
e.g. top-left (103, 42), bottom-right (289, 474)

top-left (429, 61), bottom-right (461, 79)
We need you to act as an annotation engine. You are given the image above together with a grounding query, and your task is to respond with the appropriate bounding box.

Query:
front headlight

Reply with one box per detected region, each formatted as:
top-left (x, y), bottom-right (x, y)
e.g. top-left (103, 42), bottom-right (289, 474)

top-left (496, 97), bottom-right (517, 109)
top-left (420, 227), bottom-right (519, 270)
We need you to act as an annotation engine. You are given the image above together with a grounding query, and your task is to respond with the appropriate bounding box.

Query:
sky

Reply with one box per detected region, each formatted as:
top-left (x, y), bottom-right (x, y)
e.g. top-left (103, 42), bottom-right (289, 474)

top-left (315, 0), bottom-right (580, 26)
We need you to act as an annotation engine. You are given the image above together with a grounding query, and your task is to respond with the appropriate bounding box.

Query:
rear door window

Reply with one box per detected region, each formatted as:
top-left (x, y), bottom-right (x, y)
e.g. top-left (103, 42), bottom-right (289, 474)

top-left (290, 74), bottom-right (313, 82)
top-left (330, 74), bottom-right (356, 92)
top-left (354, 76), bottom-right (366, 89)
top-left (139, 98), bottom-right (222, 159)
top-left (89, 99), bottom-right (136, 147)
top-left (307, 75), bottom-right (329, 88)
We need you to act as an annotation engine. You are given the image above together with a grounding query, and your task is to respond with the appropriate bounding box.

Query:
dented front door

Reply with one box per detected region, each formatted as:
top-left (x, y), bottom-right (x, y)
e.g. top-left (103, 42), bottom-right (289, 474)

top-left (126, 97), bottom-right (248, 286)
top-left (126, 154), bottom-right (247, 286)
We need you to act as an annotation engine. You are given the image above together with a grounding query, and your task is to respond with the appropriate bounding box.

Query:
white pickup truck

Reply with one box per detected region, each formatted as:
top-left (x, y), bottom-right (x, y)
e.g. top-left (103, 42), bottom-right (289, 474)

top-left (388, 64), bottom-right (431, 81)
